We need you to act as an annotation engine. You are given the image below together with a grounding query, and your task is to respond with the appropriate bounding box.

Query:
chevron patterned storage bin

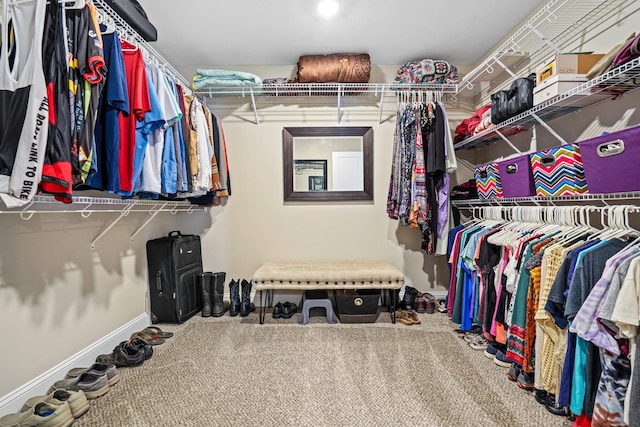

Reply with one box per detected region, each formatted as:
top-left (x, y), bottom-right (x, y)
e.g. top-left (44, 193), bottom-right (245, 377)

top-left (474, 163), bottom-right (503, 199)
top-left (530, 144), bottom-right (588, 196)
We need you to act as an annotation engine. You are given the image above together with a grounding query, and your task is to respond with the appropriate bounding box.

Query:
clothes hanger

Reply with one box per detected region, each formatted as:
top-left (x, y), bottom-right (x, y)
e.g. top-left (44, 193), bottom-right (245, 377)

top-left (64, 0), bottom-right (85, 10)
top-left (98, 12), bottom-right (116, 35)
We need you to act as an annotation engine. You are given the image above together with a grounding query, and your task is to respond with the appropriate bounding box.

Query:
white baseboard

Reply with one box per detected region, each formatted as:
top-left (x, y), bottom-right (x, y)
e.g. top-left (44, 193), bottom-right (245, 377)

top-left (0, 313), bottom-right (150, 416)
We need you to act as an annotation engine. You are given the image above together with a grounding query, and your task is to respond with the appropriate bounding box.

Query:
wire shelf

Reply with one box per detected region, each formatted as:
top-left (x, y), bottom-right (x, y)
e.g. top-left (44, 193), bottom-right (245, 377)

top-left (453, 57), bottom-right (640, 150)
top-left (452, 192), bottom-right (640, 206)
top-left (457, 0), bottom-right (612, 94)
top-left (194, 82), bottom-right (459, 98)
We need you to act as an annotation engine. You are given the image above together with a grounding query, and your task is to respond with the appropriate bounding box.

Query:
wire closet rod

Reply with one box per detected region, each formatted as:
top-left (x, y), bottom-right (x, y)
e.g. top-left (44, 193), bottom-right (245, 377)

top-left (91, 0), bottom-right (192, 91)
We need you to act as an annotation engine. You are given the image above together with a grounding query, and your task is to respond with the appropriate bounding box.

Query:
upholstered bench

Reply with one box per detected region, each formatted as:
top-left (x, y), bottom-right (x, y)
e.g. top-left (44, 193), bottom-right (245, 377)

top-left (252, 261), bottom-right (405, 324)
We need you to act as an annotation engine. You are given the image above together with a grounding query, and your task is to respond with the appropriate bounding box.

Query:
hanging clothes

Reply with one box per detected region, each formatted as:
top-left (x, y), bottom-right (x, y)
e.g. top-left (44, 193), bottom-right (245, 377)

top-left (387, 97), bottom-right (456, 255)
top-left (446, 206), bottom-right (640, 424)
top-left (40, 0), bottom-right (72, 202)
top-left (0, 0), bottom-right (49, 208)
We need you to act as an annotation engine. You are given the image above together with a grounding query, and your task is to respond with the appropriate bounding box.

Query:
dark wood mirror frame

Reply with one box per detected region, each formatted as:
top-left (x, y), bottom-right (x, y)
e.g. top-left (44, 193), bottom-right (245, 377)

top-left (283, 126), bottom-right (374, 202)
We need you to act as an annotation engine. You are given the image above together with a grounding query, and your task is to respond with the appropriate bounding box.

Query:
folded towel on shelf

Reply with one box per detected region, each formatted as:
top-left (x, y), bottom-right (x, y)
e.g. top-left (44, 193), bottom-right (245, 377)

top-left (192, 69), bottom-right (263, 92)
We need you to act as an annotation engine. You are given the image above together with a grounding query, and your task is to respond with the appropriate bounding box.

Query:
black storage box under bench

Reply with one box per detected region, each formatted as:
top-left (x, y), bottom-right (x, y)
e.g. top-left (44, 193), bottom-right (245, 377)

top-left (334, 289), bottom-right (380, 323)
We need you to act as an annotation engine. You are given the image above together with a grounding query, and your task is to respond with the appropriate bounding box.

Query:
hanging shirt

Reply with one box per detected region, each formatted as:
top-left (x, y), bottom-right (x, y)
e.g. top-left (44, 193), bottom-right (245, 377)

top-left (0, 0), bottom-right (49, 208)
top-left (121, 66), bottom-right (164, 197)
top-left (86, 29), bottom-right (129, 192)
top-left (40, 0), bottom-right (72, 201)
top-left (118, 40), bottom-right (150, 193)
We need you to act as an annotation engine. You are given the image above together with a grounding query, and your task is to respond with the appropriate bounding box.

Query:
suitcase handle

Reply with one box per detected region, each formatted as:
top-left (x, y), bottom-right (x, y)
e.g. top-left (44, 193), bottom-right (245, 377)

top-left (478, 170), bottom-right (488, 179)
top-left (168, 231), bottom-right (182, 237)
top-left (155, 271), bottom-right (163, 296)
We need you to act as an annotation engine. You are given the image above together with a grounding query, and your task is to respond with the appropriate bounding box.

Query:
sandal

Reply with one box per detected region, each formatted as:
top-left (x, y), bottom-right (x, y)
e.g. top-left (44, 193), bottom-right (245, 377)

top-left (407, 310), bottom-right (421, 325)
top-left (395, 310), bottom-right (414, 326)
top-left (130, 331), bottom-right (165, 346)
top-left (142, 326), bottom-right (174, 339)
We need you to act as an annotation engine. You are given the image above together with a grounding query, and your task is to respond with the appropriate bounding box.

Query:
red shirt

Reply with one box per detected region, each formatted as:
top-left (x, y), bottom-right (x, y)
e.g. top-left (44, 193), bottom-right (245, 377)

top-left (118, 40), bottom-right (150, 192)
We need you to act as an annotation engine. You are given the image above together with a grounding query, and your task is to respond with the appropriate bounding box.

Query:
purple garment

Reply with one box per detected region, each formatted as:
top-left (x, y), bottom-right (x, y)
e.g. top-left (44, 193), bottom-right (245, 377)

top-left (570, 249), bottom-right (636, 355)
top-left (437, 173), bottom-right (450, 238)
top-left (436, 101), bottom-right (451, 238)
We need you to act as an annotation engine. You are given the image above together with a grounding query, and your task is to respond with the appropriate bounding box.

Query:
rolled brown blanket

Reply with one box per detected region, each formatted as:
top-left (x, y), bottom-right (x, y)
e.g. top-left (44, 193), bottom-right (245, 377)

top-left (297, 53), bottom-right (371, 83)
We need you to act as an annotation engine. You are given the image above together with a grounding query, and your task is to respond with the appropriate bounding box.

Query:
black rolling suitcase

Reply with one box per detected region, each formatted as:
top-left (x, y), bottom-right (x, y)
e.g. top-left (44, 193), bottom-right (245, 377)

top-left (146, 231), bottom-right (203, 323)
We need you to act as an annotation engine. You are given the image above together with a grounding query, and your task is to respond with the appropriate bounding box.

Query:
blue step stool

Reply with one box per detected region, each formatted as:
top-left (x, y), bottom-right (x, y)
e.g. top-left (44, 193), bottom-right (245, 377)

top-left (298, 290), bottom-right (338, 325)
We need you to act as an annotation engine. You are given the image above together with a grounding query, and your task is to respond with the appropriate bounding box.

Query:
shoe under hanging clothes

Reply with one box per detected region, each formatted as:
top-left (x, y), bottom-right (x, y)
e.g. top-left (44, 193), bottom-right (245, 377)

top-left (387, 99), bottom-right (457, 255)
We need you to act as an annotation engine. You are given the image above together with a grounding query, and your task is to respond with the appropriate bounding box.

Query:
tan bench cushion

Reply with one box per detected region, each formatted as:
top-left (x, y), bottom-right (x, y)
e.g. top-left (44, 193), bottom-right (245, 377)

top-left (253, 261), bottom-right (404, 291)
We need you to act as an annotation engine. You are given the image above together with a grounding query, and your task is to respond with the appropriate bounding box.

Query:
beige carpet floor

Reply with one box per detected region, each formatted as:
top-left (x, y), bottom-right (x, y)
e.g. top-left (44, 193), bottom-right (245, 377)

top-left (72, 310), bottom-right (572, 427)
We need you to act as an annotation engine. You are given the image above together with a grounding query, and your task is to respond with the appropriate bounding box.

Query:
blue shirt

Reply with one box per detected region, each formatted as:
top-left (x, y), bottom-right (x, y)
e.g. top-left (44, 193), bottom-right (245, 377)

top-left (87, 30), bottom-right (129, 192)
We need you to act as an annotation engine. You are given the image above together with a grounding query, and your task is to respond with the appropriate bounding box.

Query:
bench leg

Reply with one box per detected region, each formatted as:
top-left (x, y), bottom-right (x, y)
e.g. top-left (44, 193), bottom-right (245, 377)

top-left (259, 290), bottom-right (267, 324)
top-left (389, 289), bottom-right (396, 324)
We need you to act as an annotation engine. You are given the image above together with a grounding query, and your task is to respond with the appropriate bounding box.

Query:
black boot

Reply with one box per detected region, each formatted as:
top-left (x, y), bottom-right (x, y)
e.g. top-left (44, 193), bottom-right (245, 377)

top-left (229, 279), bottom-right (240, 317)
top-left (240, 279), bottom-right (253, 317)
top-left (200, 272), bottom-right (212, 317)
top-left (402, 286), bottom-right (418, 310)
top-left (211, 272), bottom-right (226, 317)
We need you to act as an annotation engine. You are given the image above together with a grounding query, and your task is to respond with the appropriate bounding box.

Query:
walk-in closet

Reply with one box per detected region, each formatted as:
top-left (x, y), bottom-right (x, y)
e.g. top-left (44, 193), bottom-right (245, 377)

top-left (1, 0), bottom-right (639, 426)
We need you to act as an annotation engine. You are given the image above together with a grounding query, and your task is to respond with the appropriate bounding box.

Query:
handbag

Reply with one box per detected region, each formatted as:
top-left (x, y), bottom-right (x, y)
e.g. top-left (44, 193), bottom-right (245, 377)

top-left (490, 73), bottom-right (536, 124)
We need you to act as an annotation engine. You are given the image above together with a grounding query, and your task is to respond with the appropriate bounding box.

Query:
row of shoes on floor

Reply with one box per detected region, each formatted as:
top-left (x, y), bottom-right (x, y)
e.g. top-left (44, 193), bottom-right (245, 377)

top-left (460, 327), bottom-right (570, 419)
top-left (398, 286), bottom-right (438, 314)
top-left (271, 301), bottom-right (298, 319)
top-left (393, 286), bottom-right (445, 326)
top-left (200, 272), bottom-right (255, 318)
top-left (0, 327), bottom-right (173, 427)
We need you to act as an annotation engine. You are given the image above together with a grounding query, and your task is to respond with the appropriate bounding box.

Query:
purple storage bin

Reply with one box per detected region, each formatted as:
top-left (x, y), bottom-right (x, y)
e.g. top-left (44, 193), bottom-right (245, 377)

top-left (496, 154), bottom-right (536, 198)
top-left (579, 124), bottom-right (640, 194)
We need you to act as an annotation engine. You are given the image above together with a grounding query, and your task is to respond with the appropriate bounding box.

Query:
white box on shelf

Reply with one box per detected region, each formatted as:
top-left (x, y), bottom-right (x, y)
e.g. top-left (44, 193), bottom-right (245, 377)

top-left (533, 74), bottom-right (610, 107)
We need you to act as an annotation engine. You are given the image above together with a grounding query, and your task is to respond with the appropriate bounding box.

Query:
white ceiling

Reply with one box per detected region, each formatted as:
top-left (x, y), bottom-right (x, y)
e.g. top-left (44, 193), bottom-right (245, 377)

top-left (138, 0), bottom-right (545, 68)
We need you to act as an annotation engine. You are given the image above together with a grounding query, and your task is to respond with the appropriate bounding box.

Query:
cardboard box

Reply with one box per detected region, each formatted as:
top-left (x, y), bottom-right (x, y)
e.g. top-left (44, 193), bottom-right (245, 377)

top-left (536, 53), bottom-right (604, 85)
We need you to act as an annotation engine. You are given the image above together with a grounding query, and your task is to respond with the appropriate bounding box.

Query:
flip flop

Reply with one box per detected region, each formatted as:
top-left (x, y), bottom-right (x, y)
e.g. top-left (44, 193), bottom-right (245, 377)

top-left (143, 326), bottom-right (174, 339)
top-left (130, 331), bottom-right (165, 346)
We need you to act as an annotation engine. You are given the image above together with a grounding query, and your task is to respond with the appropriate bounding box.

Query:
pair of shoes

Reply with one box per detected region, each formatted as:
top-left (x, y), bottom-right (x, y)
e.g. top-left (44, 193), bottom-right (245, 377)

top-left (469, 336), bottom-right (489, 350)
top-left (455, 325), bottom-right (481, 335)
top-left (414, 292), bottom-right (436, 314)
top-left (96, 341), bottom-right (145, 368)
top-left (0, 401), bottom-right (74, 427)
top-left (484, 343), bottom-right (500, 359)
top-left (22, 389), bottom-right (90, 420)
top-left (402, 286), bottom-right (418, 310)
top-left (48, 371), bottom-right (110, 400)
top-left (200, 272), bottom-right (226, 317)
top-left (545, 393), bottom-right (568, 416)
top-left (516, 370), bottom-right (535, 390)
top-left (534, 388), bottom-right (548, 405)
top-left (395, 309), bottom-right (420, 325)
top-left (493, 350), bottom-right (512, 368)
top-left (463, 331), bottom-right (482, 343)
top-left (130, 330), bottom-right (164, 346)
top-left (272, 302), bottom-right (298, 319)
top-left (507, 363), bottom-right (521, 381)
top-left (229, 279), bottom-right (257, 317)
top-left (66, 363), bottom-right (120, 387)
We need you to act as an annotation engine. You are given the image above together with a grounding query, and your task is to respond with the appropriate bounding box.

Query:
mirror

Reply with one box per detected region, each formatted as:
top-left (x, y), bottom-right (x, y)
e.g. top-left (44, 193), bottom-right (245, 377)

top-left (283, 127), bottom-right (373, 202)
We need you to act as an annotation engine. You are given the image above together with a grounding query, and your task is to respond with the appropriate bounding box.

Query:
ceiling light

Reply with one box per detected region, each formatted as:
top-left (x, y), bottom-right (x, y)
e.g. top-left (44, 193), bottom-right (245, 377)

top-left (317, 0), bottom-right (339, 18)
